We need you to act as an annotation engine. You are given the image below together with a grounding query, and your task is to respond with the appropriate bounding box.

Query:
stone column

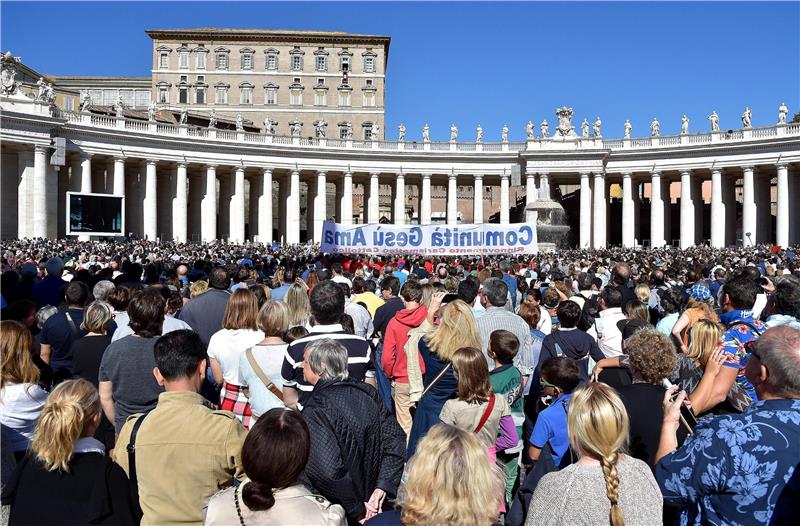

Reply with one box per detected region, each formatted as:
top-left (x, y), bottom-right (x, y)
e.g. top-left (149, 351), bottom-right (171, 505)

top-left (499, 173), bottom-right (510, 224)
top-left (334, 180), bottom-right (343, 223)
top-left (447, 174), bottom-right (458, 225)
top-left (202, 165), bottom-right (217, 241)
top-left (394, 173), bottom-right (406, 225)
top-left (368, 172), bottom-right (380, 223)
top-left (80, 153), bottom-right (92, 193)
top-left (679, 170), bottom-right (694, 249)
top-left (421, 173), bottom-right (433, 225)
top-left (526, 172), bottom-right (538, 224)
top-left (621, 172), bottom-right (635, 247)
top-left (742, 165), bottom-right (756, 245)
top-left (593, 172), bottom-right (606, 248)
top-left (287, 169), bottom-right (301, 244)
top-left (710, 169), bottom-right (724, 248)
top-left (31, 145), bottom-right (48, 238)
top-left (143, 160), bottom-right (158, 240)
top-left (69, 156), bottom-right (81, 192)
top-left (172, 162), bottom-right (188, 242)
top-left (578, 172), bottom-right (591, 248)
top-left (341, 171), bottom-right (353, 225)
top-left (112, 157), bottom-right (126, 196)
top-left (306, 180), bottom-right (316, 239)
top-left (258, 169), bottom-right (273, 243)
top-left (17, 150), bottom-right (34, 239)
top-left (648, 171), bottom-right (663, 247)
top-left (313, 171), bottom-right (327, 240)
top-left (229, 167), bottom-right (245, 243)
top-left (104, 159), bottom-right (114, 194)
top-left (776, 163), bottom-right (789, 247)
top-left (473, 174), bottom-right (483, 224)
top-left (278, 176), bottom-right (287, 242)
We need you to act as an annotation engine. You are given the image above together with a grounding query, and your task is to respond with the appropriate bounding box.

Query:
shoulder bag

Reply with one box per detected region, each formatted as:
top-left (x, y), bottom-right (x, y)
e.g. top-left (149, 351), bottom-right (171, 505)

top-left (127, 413), bottom-right (148, 522)
top-left (245, 347), bottom-right (284, 402)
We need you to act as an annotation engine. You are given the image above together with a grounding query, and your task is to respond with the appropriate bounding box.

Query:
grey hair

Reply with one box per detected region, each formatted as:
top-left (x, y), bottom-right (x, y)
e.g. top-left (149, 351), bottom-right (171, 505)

top-left (482, 277), bottom-right (509, 307)
top-left (304, 338), bottom-right (349, 381)
top-left (92, 280), bottom-right (116, 302)
top-left (758, 326), bottom-right (800, 397)
top-left (35, 305), bottom-right (58, 329)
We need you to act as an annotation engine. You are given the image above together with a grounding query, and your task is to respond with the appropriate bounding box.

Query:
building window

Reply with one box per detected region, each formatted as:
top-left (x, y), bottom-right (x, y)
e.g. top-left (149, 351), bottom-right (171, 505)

top-left (241, 52), bottom-right (253, 70)
top-left (135, 90), bottom-right (150, 107)
top-left (179, 86), bottom-right (188, 104)
top-left (364, 92), bottom-right (375, 107)
top-left (119, 89), bottom-right (134, 106)
top-left (266, 53), bottom-right (278, 70)
top-left (265, 87), bottom-right (277, 105)
top-left (158, 86), bottom-right (169, 104)
top-left (179, 75), bottom-right (188, 83)
top-left (216, 52), bottom-right (228, 70)
top-left (339, 124), bottom-right (351, 139)
top-left (103, 90), bottom-right (117, 106)
top-left (196, 52), bottom-right (206, 69)
top-left (339, 91), bottom-right (351, 107)
top-left (364, 56), bottom-right (375, 73)
top-left (290, 90), bottom-right (302, 106)
top-left (196, 86), bottom-right (205, 104)
top-left (366, 79), bottom-right (374, 87)
top-left (316, 55), bottom-right (327, 71)
top-left (197, 75), bottom-right (205, 83)
top-left (291, 55), bottom-right (302, 71)
top-left (364, 127), bottom-right (373, 141)
top-left (341, 56), bottom-right (350, 72)
top-left (179, 51), bottom-right (189, 69)
top-left (65, 98), bottom-right (74, 111)
top-left (240, 86), bottom-right (253, 105)
top-left (315, 90), bottom-right (326, 106)
top-left (215, 86), bottom-right (228, 104)
top-left (159, 52), bottom-right (169, 69)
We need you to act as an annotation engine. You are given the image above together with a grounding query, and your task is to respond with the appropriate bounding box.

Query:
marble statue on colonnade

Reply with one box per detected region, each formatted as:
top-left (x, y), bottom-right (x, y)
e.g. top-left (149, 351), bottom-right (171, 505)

top-left (114, 96), bottom-right (125, 119)
top-left (81, 94), bottom-right (92, 113)
top-left (398, 123), bottom-right (406, 141)
top-left (540, 119), bottom-right (549, 138)
top-left (179, 108), bottom-right (188, 125)
top-left (526, 120), bottom-right (534, 140)
top-left (372, 123), bottom-right (380, 140)
top-left (1, 51), bottom-right (22, 96)
top-left (314, 119), bottom-right (327, 138)
top-left (476, 124), bottom-right (483, 143)
top-left (501, 124), bottom-right (509, 143)
top-left (263, 117), bottom-right (276, 135)
top-left (742, 107), bottom-right (752, 128)
top-left (147, 102), bottom-right (157, 123)
top-left (208, 109), bottom-right (218, 129)
top-left (681, 115), bottom-right (689, 134)
top-left (651, 117), bottom-right (660, 137)
top-left (708, 111), bottom-right (720, 132)
top-left (422, 123), bottom-right (430, 142)
top-left (289, 120), bottom-right (303, 137)
top-left (624, 120), bottom-right (632, 139)
top-left (450, 123), bottom-right (458, 142)
top-left (555, 106), bottom-right (577, 138)
top-left (593, 117), bottom-right (602, 137)
top-left (778, 102), bottom-right (789, 124)
top-left (581, 118), bottom-right (589, 138)
top-left (236, 114), bottom-right (244, 131)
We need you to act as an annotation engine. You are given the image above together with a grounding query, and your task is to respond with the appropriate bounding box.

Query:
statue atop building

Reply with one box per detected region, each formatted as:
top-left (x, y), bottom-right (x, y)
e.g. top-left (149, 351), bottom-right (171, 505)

top-left (593, 116), bottom-right (602, 137)
top-left (708, 111), bottom-right (720, 132)
top-left (236, 113), bottom-right (244, 131)
top-left (114, 95), bottom-right (125, 118)
top-left (263, 117), bottom-right (276, 135)
top-left (651, 117), bottom-right (660, 137)
top-left (422, 123), bottom-right (430, 142)
top-left (476, 124), bottom-right (483, 143)
top-left (147, 102), bottom-right (157, 123)
top-left (540, 119), bottom-right (549, 138)
top-left (208, 109), bottom-right (218, 129)
top-left (179, 108), bottom-right (188, 125)
top-left (398, 123), bottom-right (406, 142)
top-left (0, 51), bottom-right (22, 96)
top-left (501, 124), bottom-right (509, 143)
top-left (741, 107), bottom-right (752, 128)
top-left (681, 114), bottom-right (689, 134)
top-left (289, 120), bottom-right (303, 137)
top-left (314, 119), bottom-right (327, 138)
top-left (624, 120), bottom-right (632, 139)
top-left (81, 94), bottom-right (93, 113)
top-left (526, 120), bottom-right (534, 140)
top-left (450, 123), bottom-right (458, 142)
top-left (581, 118), bottom-right (589, 138)
top-left (372, 123), bottom-right (380, 140)
top-left (554, 106), bottom-right (577, 138)
top-left (778, 102), bottom-right (789, 124)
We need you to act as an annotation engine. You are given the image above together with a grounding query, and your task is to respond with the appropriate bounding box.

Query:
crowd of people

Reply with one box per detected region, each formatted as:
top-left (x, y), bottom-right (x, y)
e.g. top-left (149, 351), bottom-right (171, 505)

top-left (1, 237), bottom-right (799, 526)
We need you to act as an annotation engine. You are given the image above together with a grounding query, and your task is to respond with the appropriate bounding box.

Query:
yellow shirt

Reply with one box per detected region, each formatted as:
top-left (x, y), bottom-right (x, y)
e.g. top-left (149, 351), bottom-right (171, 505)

top-left (353, 292), bottom-right (385, 319)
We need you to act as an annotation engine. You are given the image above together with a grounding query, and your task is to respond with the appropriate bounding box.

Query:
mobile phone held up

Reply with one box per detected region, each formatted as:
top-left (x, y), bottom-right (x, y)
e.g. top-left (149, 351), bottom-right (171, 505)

top-left (661, 379), bottom-right (698, 434)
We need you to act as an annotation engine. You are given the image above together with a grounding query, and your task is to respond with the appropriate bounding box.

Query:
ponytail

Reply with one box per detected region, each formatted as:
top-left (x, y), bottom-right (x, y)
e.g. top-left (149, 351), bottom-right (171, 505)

top-left (601, 451), bottom-right (624, 526)
top-left (31, 379), bottom-right (99, 472)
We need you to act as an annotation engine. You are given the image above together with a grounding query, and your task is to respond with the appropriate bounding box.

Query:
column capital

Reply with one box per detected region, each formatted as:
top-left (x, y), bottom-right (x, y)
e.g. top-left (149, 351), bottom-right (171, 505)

top-left (499, 172), bottom-right (510, 179)
top-left (622, 171), bottom-right (632, 178)
top-left (709, 167), bottom-right (722, 175)
top-left (448, 172), bottom-right (457, 180)
top-left (421, 172), bottom-right (432, 179)
top-left (114, 155), bottom-right (127, 163)
top-left (316, 170), bottom-right (327, 176)
top-left (396, 172), bottom-right (405, 179)
top-left (205, 163), bottom-right (218, 169)
top-left (473, 173), bottom-right (483, 179)
top-left (262, 167), bottom-right (273, 175)
top-left (680, 169), bottom-right (692, 177)
top-left (579, 171), bottom-right (591, 178)
top-left (741, 164), bottom-right (755, 171)
top-left (775, 162), bottom-right (788, 170)
top-left (34, 144), bottom-right (48, 154)
top-left (650, 170), bottom-right (661, 177)
top-left (235, 166), bottom-right (246, 174)
top-left (175, 161), bottom-right (188, 169)
top-left (146, 159), bottom-right (158, 167)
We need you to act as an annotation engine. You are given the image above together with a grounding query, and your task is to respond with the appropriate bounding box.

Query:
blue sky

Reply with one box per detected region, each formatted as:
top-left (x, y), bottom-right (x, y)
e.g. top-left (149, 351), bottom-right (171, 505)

top-left (2, 1), bottom-right (798, 141)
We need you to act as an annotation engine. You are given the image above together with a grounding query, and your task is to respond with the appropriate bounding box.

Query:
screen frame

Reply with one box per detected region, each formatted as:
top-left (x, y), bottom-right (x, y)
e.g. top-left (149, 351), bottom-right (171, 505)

top-left (66, 191), bottom-right (126, 237)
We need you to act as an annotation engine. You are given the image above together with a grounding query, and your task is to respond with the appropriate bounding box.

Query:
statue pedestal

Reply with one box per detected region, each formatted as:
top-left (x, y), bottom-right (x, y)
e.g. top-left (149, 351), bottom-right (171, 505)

top-left (711, 131), bottom-right (721, 143)
top-left (743, 129), bottom-right (753, 140)
top-left (179, 124), bottom-right (188, 136)
top-left (777, 123), bottom-right (787, 136)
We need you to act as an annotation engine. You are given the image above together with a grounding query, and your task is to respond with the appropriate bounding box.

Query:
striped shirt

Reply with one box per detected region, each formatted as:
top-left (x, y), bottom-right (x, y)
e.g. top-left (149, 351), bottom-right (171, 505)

top-left (280, 323), bottom-right (375, 407)
top-left (476, 307), bottom-right (535, 375)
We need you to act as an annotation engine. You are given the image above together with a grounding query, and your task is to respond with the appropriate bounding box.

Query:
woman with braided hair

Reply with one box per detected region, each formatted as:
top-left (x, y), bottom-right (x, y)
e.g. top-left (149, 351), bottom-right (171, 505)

top-left (526, 382), bottom-right (662, 525)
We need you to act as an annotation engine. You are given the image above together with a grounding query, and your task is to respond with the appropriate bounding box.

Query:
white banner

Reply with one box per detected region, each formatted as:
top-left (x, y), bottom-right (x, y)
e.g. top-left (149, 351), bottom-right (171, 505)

top-left (320, 221), bottom-right (537, 255)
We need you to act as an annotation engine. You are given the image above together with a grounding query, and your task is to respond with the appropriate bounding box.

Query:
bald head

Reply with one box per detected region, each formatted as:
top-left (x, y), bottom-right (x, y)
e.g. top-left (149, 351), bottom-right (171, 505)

top-left (749, 326), bottom-right (800, 399)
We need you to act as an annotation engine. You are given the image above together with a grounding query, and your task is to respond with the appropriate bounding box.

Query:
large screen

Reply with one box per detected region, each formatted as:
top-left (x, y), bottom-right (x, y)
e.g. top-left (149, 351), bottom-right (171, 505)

top-left (67, 192), bottom-right (125, 236)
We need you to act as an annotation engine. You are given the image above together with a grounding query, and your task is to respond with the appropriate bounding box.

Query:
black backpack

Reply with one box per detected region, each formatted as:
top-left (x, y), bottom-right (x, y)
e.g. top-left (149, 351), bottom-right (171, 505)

top-left (577, 293), bottom-right (600, 332)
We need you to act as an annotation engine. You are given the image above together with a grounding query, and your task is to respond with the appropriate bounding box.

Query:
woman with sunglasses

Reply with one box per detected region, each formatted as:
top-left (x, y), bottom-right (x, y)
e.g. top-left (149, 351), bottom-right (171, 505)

top-left (528, 356), bottom-right (581, 467)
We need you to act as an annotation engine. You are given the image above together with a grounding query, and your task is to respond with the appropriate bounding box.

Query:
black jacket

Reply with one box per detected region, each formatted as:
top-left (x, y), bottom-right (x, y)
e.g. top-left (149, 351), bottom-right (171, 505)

top-left (302, 378), bottom-right (406, 524)
top-left (2, 452), bottom-right (137, 526)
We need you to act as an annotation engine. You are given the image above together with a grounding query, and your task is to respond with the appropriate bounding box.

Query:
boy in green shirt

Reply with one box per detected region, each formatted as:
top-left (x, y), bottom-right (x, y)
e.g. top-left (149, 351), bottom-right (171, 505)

top-left (488, 329), bottom-right (526, 503)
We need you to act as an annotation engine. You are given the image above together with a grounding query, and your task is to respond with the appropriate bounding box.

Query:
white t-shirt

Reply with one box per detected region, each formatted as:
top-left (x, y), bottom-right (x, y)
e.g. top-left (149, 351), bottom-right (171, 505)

top-left (238, 343), bottom-right (288, 417)
top-left (0, 383), bottom-right (48, 451)
top-left (207, 328), bottom-right (265, 385)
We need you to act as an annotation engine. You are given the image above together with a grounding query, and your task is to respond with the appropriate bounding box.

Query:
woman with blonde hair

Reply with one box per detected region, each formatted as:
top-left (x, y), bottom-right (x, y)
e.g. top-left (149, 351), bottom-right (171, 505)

top-left (365, 424), bottom-right (503, 526)
top-left (189, 279), bottom-right (208, 298)
top-left (285, 282), bottom-right (311, 328)
top-left (634, 283), bottom-right (651, 304)
top-left (0, 320), bottom-right (49, 459)
top-left (527, 382), bottom-right (662, 526)
top-left (406, 294), bottom-right (482, 457)
top-left (207, 288), bottom-right (265, 428)
top-left (1, 378), bottom-right (137, 525)
top-left (671, 284), bottom-right (719, 353)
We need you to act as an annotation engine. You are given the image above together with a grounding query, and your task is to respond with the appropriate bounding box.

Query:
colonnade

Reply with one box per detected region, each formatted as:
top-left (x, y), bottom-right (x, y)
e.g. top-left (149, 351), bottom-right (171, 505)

top-left (4, 145), bottom-right (798, 249)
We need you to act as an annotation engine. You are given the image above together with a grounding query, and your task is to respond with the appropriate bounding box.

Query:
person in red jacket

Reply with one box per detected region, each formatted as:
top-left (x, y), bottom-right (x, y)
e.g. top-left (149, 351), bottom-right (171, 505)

top-left (382, 281), bottom-right (427, 438)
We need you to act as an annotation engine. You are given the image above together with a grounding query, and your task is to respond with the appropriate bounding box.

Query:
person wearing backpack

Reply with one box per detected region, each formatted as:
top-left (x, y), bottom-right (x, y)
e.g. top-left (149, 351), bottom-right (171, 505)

top-left (537, 301), bottom-right (605, 384)
top-left (527, 356), bottom-right (580, 467)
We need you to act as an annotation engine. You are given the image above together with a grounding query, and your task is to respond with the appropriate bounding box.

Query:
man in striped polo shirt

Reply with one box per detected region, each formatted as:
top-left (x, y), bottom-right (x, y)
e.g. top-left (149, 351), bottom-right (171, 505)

top-left (281, 280), bottom-right (376, 409)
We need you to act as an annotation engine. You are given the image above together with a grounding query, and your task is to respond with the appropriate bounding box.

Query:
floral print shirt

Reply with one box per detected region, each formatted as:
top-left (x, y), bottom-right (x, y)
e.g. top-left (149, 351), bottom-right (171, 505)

top-left (719, 309), bottom-right (765, 403)
top-left (656, 399), bottom-right (800, 526)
